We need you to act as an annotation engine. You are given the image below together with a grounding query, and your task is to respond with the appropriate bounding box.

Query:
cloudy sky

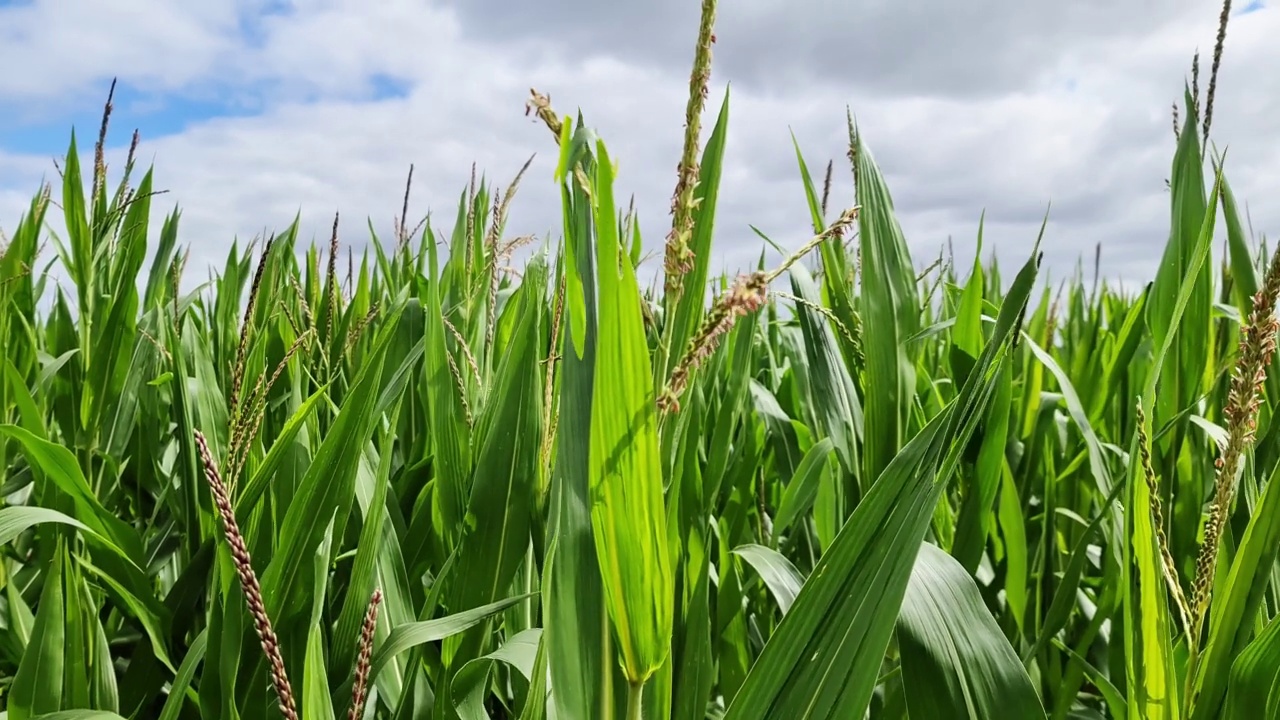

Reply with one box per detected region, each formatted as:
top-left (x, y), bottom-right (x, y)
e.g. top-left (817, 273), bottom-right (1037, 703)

top-left (1, 0), bottom-right (1276, 297)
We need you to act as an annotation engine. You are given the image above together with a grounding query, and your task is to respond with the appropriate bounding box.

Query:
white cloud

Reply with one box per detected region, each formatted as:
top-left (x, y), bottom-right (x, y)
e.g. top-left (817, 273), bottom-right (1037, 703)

top-left (0, 0), bottom-right (249, 118)
top-left (1, 0), bottom-right (1278, 300)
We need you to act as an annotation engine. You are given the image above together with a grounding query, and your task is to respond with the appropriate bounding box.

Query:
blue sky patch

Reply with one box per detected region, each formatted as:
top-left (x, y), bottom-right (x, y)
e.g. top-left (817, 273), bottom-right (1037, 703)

top-left (239, 0), bottom-right (293, 49)
top-left (367, 73), bottom-right (413, 101)
top-left (1, 80), bottom-right (259, 158)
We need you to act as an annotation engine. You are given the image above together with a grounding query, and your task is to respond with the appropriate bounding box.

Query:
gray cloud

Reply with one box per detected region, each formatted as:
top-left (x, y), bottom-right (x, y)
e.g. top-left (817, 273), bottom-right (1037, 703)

top-left (446, 0), bottom-right (1209, 97)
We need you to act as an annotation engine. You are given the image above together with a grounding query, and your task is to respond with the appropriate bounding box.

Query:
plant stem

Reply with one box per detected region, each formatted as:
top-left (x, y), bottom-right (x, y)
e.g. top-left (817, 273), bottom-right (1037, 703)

top-left (627, 681), bottom-right (645, 720)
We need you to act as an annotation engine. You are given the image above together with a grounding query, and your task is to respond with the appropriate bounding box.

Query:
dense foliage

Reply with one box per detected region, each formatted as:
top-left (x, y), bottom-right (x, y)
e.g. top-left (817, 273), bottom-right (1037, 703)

top-left (2, 1), bottom-right (1278, 718)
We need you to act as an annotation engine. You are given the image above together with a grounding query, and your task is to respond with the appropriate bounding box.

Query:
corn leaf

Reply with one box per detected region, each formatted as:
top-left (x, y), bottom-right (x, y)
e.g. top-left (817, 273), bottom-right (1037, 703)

top-left (896, 541), bottom-right (1047, 719)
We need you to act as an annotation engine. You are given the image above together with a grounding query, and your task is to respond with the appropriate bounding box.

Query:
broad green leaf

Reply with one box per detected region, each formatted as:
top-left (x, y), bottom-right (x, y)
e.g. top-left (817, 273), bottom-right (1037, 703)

top-left (260, 303), bottom-right (403, 621)
top-left (156, 631), bottom-right (207, 720)
top-left (424, 221), bottom-right (473, 556)
top-left (302, 515), bottom-right (337, 720)
top-left (1126, 100), bottom-right (1224, 720)
top-left (0, 506), bottom-right (94, 547)
top-left (587, 139), bottom-right (673, 686)
top-left (362, 594), bottom-right (533, 689)
top-left (951, 362), bottom-right (1011, 572)
top-left (722, 247), bottom-right (1038, 720)
top-left (451, 629), bottom-right (542, 720)
top-left (1191, 459), bottom-right (1280, 717)
top-left (772, 438), bottom-right (834, 539)
top-left (26, 707), bottom-right (131, 712)
top-left (896, 542), bottom-right (1047, 719)
top-left (10, 545), bottom-right (68, 720)
top-left (446, 256), bottom-right (545, 663)
top-left (1220, 616), bottom-right (1280, 720)
top-left (731, 544), bottom-right (805, 615)
top-left (853, 126), bottom-right (919, 485)
top-left (789, 262), bottom-right (860, 480)
top-left (1219, 174), bottom-right (1258, 314)
top-left (545, 130), bottom-right (619, 720)
top-left (0, 425), bottom-right (145, 564)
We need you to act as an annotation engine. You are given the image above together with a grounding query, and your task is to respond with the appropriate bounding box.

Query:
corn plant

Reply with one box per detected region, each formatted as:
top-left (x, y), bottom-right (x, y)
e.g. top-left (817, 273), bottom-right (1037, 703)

top-left (3, 0), bottom-right (1279, 718)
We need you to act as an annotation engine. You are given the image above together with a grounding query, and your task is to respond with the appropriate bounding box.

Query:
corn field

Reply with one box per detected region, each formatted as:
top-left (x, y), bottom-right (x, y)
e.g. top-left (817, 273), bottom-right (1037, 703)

top-left (2, 2), bottom-right (1278, 719)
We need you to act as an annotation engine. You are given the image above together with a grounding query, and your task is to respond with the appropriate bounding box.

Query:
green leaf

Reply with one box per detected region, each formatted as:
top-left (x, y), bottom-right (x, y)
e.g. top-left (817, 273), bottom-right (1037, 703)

top-left (451, 629), bottom-right (543, 720)
top-left (772, 438), bottom-right (834, 539)
top-left (1192, 459), bottom-right (1280, 717)
top-left (1219, 174), bottom-right (1258, 315)
top-left (446, 257), bottom-right (545, 662)
top-left (10, 545), bottom-right (68, 720)
top-left (26, 707), bottom-right (131, 712)
top-left (331, 404), bottom-right (401, 683)
top-left (0, 506), bottom-right (94, 547)
top-left (0, 425), bottom-right (146, 564)
top-left (362, 594), bottom-right (534, 689)
top-left (789, 262), bottom-right (860, 481)
top-left (545, 130), bottom-right (620, 720)
top-left (156, 631), bottom-right (207, 720)
top-left (260, 302), bottom-right (403, 622)
top-left (234, 383), bottom-right (331, 519)
top-left (1023, 338), bottom-right (1123, 560)
top-left (853, 125), bottom-right (920, 485)
top-left (1023, 477), bottom-right (1126, 663)
top-left (722, 247), bottom-right (1038, 719)
top-left (424, 224), bottom-right (473, 550)
top-left (731, 544), bottom-right (805, 615)
top-left (896, 542), bottom-right (1047, 719)
top-left (1220, 615), bottom-right (1280, 720)
top-left (951, 362), bottom-right (1010, 573)
top-left (302, 514), bottom-right (337, 720)
top-left (1127, 98), bottom-right (1223, 720)
top-left (587, 139), bottom-right (674, 686)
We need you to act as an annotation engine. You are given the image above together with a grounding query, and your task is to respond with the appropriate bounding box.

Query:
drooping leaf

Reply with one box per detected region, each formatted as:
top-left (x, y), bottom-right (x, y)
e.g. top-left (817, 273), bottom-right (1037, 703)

top-left (896, 542), bottom-right (1047, 720)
